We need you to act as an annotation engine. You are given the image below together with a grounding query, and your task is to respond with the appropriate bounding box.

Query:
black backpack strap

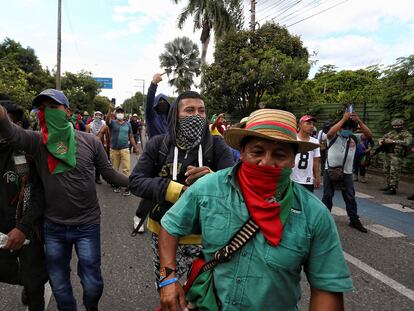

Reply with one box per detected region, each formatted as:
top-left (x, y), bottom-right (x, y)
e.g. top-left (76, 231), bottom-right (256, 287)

top-left (342, 138), bottom-right (352, 167)
top-left (131, 134), bottom-right (170, 237)
top-left (203, 135), bottom-right (215, 167)
top-left (155, 134), bottom-right (170, 168)
top-left (327, 134), bottom-right (339, 150)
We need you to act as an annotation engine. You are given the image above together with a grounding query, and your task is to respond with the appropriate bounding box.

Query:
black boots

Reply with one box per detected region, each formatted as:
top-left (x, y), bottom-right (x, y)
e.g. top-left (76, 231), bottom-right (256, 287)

top-left (349, 220), bottom-right (368, 233)
top-left (384, 187), bottom-right (397, 195)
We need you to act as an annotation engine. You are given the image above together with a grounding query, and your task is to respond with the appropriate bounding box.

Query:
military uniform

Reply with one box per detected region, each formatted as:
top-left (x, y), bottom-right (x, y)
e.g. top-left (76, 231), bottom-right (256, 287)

top-left (380, 119), bottom-right (412, 194)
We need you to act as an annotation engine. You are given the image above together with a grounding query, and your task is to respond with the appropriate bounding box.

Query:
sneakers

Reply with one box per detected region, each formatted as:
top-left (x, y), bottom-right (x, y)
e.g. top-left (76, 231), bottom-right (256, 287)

top-left (379, 185), bottom-right (391, 191)
top-left (383, 187), bottom-right (396, 195)
top-left (408, 194), bottom-right (414, 201)
top-left (123, 189), bottom-right (131, 196)
top-left (133, 216), bottom-right (145, 233)
top-left (113, 187), bottom-right (121, 193)
top-left (359, 176), bottom-right (367, 183)
top-left (349, 220), bottom-right (368, 233)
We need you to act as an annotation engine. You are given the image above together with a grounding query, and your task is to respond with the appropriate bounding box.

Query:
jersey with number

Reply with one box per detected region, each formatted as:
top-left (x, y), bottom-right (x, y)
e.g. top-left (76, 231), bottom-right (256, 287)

top-left (291, 136), bottom-right (321, 185)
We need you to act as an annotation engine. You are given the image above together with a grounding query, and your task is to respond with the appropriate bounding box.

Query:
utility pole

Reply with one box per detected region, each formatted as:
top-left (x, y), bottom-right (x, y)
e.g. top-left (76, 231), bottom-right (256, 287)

top-left (250, 0), bottom-right (256, 31)
top-left (56, 0), bottom-right (62, 90)
top-left (134, 79), bottom-right (145, 115)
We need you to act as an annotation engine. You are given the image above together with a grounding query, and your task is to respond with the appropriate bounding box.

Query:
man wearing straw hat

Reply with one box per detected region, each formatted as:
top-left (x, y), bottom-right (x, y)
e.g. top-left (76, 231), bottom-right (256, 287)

top-left (158, 109), bottom-right (353, 311)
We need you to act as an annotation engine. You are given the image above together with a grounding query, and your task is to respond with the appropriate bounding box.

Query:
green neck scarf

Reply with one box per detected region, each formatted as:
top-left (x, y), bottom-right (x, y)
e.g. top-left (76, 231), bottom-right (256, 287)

top-left (38, 107), bottom-right (77, 174)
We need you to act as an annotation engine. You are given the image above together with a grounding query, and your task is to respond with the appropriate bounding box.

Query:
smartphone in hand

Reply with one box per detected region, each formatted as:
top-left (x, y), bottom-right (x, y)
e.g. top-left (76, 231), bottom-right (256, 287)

top-left (346, 104), bottom-right (354, 113)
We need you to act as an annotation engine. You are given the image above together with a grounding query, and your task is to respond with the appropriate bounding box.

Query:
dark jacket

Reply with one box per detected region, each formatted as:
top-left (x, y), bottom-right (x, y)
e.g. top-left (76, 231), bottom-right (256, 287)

top-left (129, 96), bottom-right (234, 226)
top-left (0, 144), bottom-right (44, 237)
top-left (145, 83), bottom-right (169, 138)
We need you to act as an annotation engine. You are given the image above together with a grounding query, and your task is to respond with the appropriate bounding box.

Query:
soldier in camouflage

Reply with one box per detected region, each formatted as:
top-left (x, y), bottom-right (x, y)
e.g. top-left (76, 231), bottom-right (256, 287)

top-left (378, 118), bottom-right (413, 195)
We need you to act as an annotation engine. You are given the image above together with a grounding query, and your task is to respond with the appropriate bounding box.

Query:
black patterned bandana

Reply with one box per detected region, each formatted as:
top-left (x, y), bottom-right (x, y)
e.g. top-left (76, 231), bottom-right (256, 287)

top-left (176, 115), bottom-right (206, 150)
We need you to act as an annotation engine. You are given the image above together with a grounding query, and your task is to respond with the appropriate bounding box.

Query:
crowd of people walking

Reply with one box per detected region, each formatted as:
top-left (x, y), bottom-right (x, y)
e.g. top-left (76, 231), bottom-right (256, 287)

top-left (0, 75), bottom-right (413, 310)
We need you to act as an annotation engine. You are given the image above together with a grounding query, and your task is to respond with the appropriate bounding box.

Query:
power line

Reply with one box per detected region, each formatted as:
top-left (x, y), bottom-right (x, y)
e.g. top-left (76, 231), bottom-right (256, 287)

top-left (257, 0), bottom-right (297, 23)
top-left (257, 0), bottom-right (286, 14)
top-left (278, 0), bottom-right (334, 25)
top-left (268, 0), bottom-right (303, 23)
top-left (287, 0), bottom-right (349, 27)
top-left (63, 0), bottom-right (82, 59)
top-left (276, 0), bottom-right (319, 24)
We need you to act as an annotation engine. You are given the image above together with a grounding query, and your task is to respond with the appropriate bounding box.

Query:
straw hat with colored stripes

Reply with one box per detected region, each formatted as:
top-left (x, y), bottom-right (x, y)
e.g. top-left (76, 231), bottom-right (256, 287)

top-left (224, 109), bottom-right (319, 153)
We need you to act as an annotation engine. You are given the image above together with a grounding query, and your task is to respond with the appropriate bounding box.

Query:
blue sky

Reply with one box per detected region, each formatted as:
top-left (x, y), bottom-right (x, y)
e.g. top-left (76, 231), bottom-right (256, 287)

top-left (1, 0), bottom-right (414, 104)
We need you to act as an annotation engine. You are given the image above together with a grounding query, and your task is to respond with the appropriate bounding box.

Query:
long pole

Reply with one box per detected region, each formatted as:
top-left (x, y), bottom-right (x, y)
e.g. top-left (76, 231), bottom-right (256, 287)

top-left (56, 0), bottom-right (62, 90)
top-left (250, 0), bottom-right (256, 30)
top-left (142, 80), bottom-right (145, 114)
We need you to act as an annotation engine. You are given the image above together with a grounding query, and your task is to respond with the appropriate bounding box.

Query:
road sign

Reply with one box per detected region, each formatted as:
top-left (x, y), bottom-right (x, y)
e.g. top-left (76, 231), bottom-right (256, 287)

top-left (93, 77), bottom-right (113, 89)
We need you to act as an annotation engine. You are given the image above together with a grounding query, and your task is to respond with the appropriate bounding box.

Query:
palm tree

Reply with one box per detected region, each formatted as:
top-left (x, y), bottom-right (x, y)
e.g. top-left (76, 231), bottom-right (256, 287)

top-left (173, 0), bottom-right (244, 65)
top-left (159, 36), bottom-right (201, 93)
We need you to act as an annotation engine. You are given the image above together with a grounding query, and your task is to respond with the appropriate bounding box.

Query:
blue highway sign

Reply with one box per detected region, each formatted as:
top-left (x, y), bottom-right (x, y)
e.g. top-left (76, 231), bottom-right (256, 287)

top-left (93, 77), bottom-right (113, 89)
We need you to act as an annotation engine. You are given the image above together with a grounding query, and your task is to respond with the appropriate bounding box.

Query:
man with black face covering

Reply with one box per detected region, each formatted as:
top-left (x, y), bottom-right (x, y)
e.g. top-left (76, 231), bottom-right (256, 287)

top-left (0, 100), bottom-right (48, 311)
top-left (145, 73), bottom-right (170, 139)
top-left (129, 91), bottom-right (234, 288)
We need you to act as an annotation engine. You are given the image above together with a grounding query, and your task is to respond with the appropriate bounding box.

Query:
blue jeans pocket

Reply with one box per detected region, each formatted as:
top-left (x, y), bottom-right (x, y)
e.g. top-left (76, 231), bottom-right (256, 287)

top-left (44, 220), bottom-right (64, 233)
top-left (76, 223), bottom-right (99, 233)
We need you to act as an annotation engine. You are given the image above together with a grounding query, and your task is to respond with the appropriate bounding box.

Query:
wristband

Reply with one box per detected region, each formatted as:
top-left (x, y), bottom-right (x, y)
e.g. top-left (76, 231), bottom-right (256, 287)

top-left (159, 266), bottom-right (177, 282)
top-left (159, 277), bottom-right (178, 289)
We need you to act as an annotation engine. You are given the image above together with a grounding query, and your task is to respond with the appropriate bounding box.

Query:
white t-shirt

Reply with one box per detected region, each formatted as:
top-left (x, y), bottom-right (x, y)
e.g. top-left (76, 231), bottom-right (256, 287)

top-left (291, 136), bottom-right (321, 185)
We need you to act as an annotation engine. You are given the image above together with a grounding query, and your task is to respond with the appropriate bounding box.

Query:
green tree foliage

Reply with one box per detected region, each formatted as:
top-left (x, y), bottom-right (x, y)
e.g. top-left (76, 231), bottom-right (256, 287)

top-left (201, 22), bottom-right (310, 115)
top-left (173, 0), bottom-right (243, 65)
top-left (122, 92), bottom-right (147, 116)
top-left (0, 65), bottom-right (35, 110)
top-left (382, 56), bottom-right (414, 118)
top-left (61, 71), bottom-right (101, 114)
top-left (311, 66), bottom-right (383, 117)
top-left (0, 38), bottom-right (54, 94)
top-left (159, 36), bottom-right (201, 93)
top-left (93, 95), bottom-right (111, 115)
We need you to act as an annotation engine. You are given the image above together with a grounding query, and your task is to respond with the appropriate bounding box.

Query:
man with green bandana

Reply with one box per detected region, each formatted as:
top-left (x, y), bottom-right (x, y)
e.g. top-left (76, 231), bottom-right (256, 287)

top-left (0, 89), bottom-right (128, 311)
top-left (158, 109), bottom-right (353, 311)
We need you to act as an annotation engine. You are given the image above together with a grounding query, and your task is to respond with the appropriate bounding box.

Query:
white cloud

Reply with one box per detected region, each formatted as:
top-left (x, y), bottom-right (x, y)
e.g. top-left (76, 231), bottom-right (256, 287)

top-left (114, 0), bottom-right (176, 20)
top-left (102, 0), bottom-right (211, 102)
top-left (288, 0), bottom-right (414, 36)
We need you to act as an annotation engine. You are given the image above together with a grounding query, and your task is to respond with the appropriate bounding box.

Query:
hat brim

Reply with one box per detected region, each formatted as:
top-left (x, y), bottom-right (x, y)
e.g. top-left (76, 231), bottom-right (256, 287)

top-left (301, 117), bottom-right (317, 123)
top-left (224, 128), bottom-right (320, 153)
top-left (32, 94), bottom-right (66, 108)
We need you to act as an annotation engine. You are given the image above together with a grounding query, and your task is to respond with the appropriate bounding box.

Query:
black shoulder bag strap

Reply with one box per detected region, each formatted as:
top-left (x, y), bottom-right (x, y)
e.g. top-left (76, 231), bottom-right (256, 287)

top-left (200, 218), bottom-right (260, 273)
top-left (326, 135), bottom-right (351, 169)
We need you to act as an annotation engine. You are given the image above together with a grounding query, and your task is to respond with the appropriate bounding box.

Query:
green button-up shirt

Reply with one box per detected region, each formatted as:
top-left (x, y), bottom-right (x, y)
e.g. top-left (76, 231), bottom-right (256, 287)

top-left (161, 166), bottom-right (353, 310)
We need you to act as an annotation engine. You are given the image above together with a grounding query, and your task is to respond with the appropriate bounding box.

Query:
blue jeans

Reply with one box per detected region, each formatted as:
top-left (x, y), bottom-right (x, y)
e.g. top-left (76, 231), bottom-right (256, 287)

top-left (44, 220), bottom-right (103, 311)
top-left (322, 171), bottom-right (359, 222)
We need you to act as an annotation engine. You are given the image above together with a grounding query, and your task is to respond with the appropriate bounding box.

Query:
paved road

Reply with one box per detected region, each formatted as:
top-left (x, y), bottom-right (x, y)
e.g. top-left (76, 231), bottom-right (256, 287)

top-left (1, 161), bottom-right (414, 310)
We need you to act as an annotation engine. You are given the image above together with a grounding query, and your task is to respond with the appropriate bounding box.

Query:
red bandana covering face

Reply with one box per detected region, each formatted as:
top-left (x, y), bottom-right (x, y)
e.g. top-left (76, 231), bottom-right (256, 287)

top-left (237, 161), bottom-right (292, 246)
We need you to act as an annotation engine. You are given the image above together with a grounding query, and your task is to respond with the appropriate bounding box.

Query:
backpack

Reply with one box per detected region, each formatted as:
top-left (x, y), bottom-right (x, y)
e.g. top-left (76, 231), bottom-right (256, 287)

top-left (132, 134), bottom-right (215, 236)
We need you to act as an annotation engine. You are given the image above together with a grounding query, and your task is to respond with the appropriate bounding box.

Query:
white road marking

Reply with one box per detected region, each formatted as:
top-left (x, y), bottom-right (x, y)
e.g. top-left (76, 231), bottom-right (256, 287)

top-left (365, 224), bottom-right (406, 238)
top-left (344, 252), bottom-right (414, 302)
top-left (331, 206), bottom-right (348, 216)
top-left (382, 203), bottom-right (414, 213)
top-left (45, 282), bottom-right (52, 308)
top-left (355, 192), bottom-right (374, 199)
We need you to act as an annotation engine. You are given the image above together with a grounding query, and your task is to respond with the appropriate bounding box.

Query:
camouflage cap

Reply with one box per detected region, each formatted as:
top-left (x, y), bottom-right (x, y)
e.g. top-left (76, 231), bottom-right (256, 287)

top-left (391, 118), bottom-right (404, 126)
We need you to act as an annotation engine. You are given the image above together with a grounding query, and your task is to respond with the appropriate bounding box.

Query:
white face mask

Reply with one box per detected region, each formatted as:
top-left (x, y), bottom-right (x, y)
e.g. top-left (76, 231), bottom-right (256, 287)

top-left (116, 113), bottom-right (124, 120)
